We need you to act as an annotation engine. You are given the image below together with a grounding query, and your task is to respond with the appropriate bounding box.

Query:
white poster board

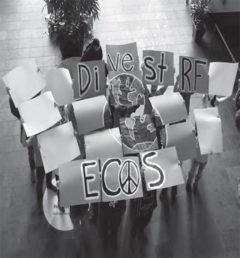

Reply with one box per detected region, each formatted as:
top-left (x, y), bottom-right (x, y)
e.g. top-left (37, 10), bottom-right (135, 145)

top-left (2, 60), bottom-right (45, 107)
top-left (149, 92), bottom-right (188, 125)
top-left (194, 107), bottom-right (223, 154)
top-left (37, 122), bottom-right (80, 173)
top-left (44, 68), bottom-right (74, 106)
top-left (208, 62), bottom-right (238, 97)
top-left (106, 42), bottom-right (140, 72)
top-left (140, 147), bottom-right (184, 190)
top-left (72, 95), bottom-right (107, 135)
top-left (100, 156), bottom-right (143, 202)
top-left (19, 91), bottom-right (62, 136)
top-left (85, 127), bottom-right (123, 159)
top-left (164, 121), bottom-right (197, 161)
top-left (59, 159), bottom-right (101, 206)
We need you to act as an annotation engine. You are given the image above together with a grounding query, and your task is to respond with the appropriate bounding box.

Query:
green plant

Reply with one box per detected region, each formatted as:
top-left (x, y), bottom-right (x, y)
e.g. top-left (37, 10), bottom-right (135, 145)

top-left (44, 0), bottom-right (99, 40)
top-left (190, 0), bottom-right (211, 29)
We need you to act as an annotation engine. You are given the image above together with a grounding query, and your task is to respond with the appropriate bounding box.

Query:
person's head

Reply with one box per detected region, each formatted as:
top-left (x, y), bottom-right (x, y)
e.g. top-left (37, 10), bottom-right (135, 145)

top-left (81, 38), bottom-right (103, 61)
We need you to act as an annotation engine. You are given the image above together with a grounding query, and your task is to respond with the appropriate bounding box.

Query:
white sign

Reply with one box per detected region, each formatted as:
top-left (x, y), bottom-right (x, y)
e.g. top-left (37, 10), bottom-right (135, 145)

top-left (85, 127), bottom-right (123, 159)
top-left (44, 68), bottom-right (74, 106)
top-left (72, 95), bottom-right (107, 135)
top-left (19, 91), bottom-right (62, 136)
top-left (208, 62), bottom-right (238, 97)
top-left (37, 122), bottom-right (80, 173)
top-left (150, 92), bottom-right (188, 125)
top-left (194, 107), bottom-right (223, 154)
top-left (2, 60), bottom-right (45, 107)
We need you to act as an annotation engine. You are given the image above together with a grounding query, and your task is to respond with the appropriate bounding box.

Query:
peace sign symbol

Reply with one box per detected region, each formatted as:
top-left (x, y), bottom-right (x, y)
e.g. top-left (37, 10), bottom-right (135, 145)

top-left (119, 160), bottom-right (140, 195)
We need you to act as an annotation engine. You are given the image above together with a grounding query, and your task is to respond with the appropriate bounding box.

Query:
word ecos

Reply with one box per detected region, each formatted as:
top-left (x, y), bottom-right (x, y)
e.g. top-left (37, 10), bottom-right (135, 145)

top-left (59, 153), bottom-right (166, 206)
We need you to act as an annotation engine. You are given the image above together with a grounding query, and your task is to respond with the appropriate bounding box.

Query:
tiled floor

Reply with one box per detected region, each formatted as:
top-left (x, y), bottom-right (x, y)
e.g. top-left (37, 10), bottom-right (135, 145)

top-left (0, 0), bottom-right (239, 258)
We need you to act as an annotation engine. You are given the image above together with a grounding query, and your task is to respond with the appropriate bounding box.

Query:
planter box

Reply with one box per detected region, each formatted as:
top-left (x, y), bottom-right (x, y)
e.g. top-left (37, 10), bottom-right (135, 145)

top-left (59, 35), bottom-right (84, 60)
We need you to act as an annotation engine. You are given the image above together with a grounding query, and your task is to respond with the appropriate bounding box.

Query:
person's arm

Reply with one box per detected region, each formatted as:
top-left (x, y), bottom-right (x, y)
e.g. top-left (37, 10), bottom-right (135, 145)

top-left (22, 133), bottom-right (34, 148)
top-left (173, 74), bottom-right (180, 92)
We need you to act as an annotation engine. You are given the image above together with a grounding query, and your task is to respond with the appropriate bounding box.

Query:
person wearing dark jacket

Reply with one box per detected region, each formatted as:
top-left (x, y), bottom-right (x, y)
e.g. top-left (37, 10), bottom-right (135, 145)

top-left (80, 38), bottom-right (109, 222)
top-left (8, 97), bottom-right (36, 183)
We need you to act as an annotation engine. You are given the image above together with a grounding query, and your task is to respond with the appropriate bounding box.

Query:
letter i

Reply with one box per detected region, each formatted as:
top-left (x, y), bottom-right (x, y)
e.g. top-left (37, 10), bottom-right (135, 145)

top-left (94, 66), bottom-right (99, 92)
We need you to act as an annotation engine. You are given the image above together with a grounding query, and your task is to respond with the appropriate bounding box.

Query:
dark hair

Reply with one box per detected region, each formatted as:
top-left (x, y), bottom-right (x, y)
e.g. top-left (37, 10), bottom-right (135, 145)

top-left (81, 38), bottom-right (103, 61)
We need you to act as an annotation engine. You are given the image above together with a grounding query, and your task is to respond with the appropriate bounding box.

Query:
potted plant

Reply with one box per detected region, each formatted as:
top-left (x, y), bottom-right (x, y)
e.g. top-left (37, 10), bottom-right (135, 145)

top-left (44, 0), bottom-right (99, 59)
top-left (190, 0), bottom-right (211, 42)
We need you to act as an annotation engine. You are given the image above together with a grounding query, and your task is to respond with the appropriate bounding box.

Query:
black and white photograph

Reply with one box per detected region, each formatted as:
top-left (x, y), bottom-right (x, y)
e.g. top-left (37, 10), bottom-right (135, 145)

top-left (0, 0), bottom-right (240, 257)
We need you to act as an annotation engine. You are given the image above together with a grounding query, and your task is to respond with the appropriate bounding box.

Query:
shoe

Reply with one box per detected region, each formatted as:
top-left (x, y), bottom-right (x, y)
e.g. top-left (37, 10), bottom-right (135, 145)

top-left (210, 98), bottom-right (215, 107)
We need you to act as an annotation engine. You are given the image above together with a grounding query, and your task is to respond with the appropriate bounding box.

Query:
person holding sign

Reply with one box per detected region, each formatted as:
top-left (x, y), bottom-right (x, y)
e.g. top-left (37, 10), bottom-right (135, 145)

top-left (21, 133), bottom-right (57, 201)
top-left (8, 95), bottom-right (36, 183)
top-left (81, 38), bottom-right (108, 78)
top-left (129, 173), bottom-right (157, 238)
top-left (186, 132), bottom-right (208, 193)
top-left (79, 38), bottom-right (108, 223)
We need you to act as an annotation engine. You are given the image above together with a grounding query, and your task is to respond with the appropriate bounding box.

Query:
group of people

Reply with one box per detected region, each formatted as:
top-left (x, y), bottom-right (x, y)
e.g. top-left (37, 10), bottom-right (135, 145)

top-left (6, 38), bottom-right (237, 239)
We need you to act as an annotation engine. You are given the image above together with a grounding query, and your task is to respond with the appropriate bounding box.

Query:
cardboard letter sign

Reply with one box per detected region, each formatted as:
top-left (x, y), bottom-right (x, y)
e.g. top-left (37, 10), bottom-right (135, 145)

top-left (59, 160), bottom-right (101, 206)
top-left (143, 50), bottom-right (174, 86)
top-left (101, 156), bottom-right (143, 202)
top-left (77, 60), bottom-right (106, 99)
top-left (59, 58), bottom-right (106, 100)
top-left (179, 56), bottom-right (208, 93)
top-left (140, 147), bottom-right (184, 190)
top-left (106, 42), bottom-right (139, 72)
